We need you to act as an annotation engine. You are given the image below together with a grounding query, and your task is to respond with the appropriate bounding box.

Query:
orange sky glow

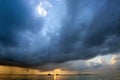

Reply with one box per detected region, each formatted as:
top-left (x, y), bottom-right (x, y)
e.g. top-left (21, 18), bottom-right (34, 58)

top-left (0, 66), bottom-right (77, 74)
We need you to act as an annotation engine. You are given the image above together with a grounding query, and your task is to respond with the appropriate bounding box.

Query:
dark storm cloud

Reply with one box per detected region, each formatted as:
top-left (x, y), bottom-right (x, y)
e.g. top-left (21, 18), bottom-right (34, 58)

top-left (0, 0), bottom-right (44, 67)
top-left (0, 0), bottom-right (120, 69)
top-left (55, 0), bottom-right (120, 62)
top-left (0, 0), bottom-right (43, 46)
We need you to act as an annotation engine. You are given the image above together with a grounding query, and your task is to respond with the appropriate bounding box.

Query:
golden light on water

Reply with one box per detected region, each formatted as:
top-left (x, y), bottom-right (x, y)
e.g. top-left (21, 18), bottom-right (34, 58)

top-left (54, 74), bottom-right (57, 80)
top-left (53, 69), bottom-right (61, 80)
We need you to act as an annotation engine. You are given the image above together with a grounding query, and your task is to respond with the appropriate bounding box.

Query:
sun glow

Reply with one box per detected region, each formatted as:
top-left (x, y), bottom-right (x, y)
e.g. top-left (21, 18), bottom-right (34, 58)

top-left (0, 65), bottom-right (77, 75)
top-left (53, 69), bottom-right (61, 80)
top-left (54, 69), bottom-right (61, 73)
top-left (110, 55), bottom-right (117, 65)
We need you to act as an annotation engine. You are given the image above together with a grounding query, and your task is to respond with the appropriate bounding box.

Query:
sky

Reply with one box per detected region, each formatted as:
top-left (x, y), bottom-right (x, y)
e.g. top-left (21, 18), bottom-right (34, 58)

top-left (0, 0), bottom-right (120, 73)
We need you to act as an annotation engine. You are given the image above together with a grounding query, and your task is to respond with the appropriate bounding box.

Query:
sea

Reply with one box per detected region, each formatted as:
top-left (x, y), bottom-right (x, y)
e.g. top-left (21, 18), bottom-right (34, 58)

top-left (0, 74), bottom-right (120, 80)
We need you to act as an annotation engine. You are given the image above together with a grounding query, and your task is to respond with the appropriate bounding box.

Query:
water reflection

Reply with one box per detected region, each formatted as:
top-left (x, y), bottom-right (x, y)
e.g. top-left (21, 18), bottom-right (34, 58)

top-left (54, 74), bottom-right (57, 80)
top-left (0, 74), bottom-right (120, 80)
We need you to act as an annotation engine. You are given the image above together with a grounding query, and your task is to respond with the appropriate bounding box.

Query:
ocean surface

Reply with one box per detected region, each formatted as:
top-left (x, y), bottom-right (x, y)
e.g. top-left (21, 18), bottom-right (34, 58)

top-left (0, 74), bottom-right (120, 80)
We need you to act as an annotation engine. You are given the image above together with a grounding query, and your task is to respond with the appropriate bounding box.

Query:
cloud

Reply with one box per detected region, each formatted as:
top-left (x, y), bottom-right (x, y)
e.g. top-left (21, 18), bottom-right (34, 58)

top-left (0, 0), bottom-right (44, 67)
top-left (0, 0), bottom-right (120, 70)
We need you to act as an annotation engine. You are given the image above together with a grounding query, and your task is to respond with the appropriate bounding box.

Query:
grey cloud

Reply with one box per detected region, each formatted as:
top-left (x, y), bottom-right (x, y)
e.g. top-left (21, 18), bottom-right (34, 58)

top-left (0, 0), bottom-right (120, 69)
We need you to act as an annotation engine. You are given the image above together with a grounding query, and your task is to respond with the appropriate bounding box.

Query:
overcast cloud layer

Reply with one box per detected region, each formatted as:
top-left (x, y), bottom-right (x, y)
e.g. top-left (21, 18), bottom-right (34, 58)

top-left (0, 0), bottom-right (120, 68)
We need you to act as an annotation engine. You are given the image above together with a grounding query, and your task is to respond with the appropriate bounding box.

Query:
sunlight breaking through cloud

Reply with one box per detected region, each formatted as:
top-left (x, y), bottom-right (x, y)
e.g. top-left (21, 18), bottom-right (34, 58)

top-left (36, 1), bottom-right (53, 17)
